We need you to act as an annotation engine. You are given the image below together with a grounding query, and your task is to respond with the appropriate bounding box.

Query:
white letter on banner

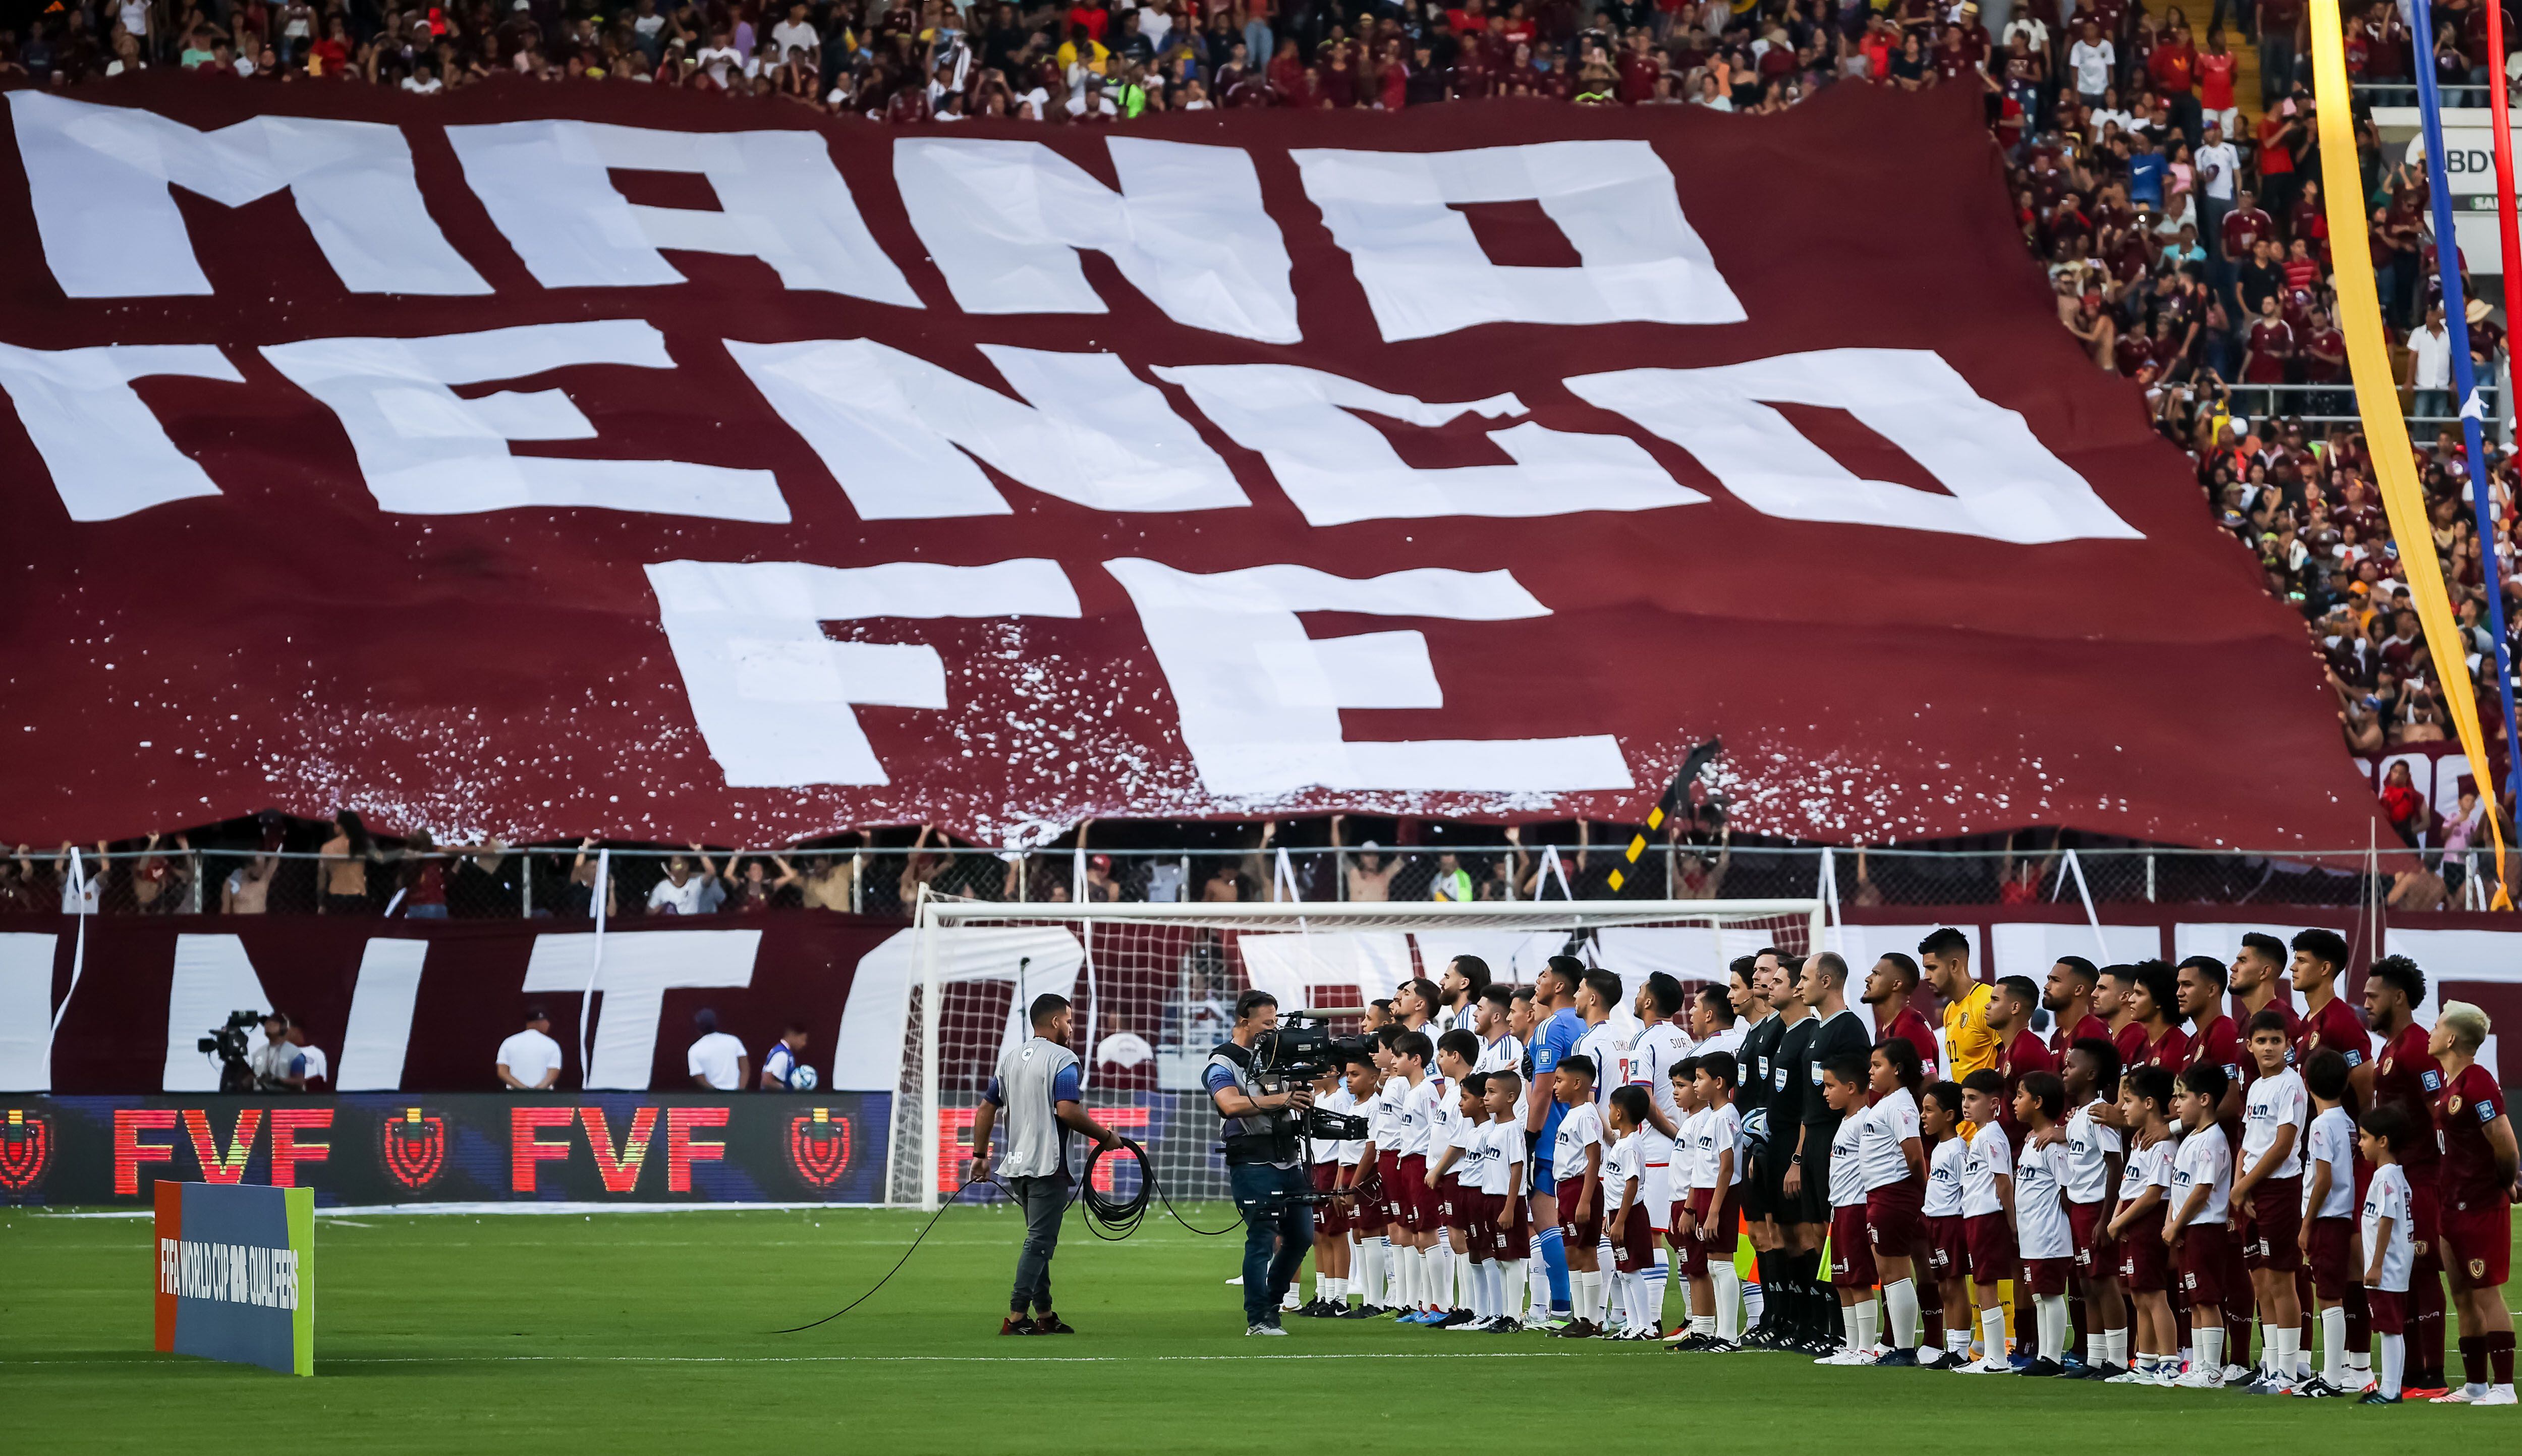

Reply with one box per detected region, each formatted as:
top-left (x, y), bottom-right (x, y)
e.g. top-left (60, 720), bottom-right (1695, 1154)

top-left (726, 340), bottom-right (1244, 520)
top-left (162, 935), bottom-right (277, 1092)
top-left (894, 137), bottom-right (1300, 343)
top-left (1288, 140), bottom-right (1744, 342)
top-left (444, 120), bottom-right (916, 303)
top-left (646, 558), bottom-right (1082, 787)
top-left (1152, 363), bottom-right (1700, 526)
top-left (9, 92), bottom-right (487, 298)
top-left (0, 343), bottom-right (242, 521)
top-left (521, 929), bottom-right (758, 1090)
top-left (1102, 558), bottom-right (1633, 796)
top-left (261, 320), bottom-right (789, 522)
top-left (1565, 349), bottom-right (2142, 545)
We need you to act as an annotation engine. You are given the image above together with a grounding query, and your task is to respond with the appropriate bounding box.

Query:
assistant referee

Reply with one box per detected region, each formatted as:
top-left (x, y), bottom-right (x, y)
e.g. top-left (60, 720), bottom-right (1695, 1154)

top-left (969, 993), bottom-right (1121, 1337)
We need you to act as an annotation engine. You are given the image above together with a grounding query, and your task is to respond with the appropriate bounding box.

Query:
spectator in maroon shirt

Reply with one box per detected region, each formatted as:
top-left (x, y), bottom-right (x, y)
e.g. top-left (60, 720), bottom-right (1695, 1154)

top-left (2219, 188), bottom-right (2275, 263)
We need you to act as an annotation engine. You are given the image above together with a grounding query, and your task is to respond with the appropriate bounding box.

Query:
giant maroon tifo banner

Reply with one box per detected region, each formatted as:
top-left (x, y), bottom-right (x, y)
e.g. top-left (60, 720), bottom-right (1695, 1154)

top-left (0, 79), bottom-right (2386, 850)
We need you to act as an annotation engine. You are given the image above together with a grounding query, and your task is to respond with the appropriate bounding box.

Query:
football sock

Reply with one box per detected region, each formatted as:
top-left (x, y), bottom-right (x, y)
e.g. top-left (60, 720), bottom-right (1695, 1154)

top-left (2380, 1333), bottom-right (2406, 1399)
top-left (1537, 1226), bottom-right (1571, 1313)
top-left (2223, 1311), bottom-right (2250, 1369)
top-left (2490, 1329), bottom-right (2515, 1386)
top-left (1643, 1251), bottom-right (1669, 1325)
top-left (1527, 1253), bottom-right (1549, 1317)
top-left (1742, 1263), bottom-right (1766, 1325)
top-left (2070, 1293), bottom-right (2089, 1364)
top-left (2036, 1294), bottom-right (2068, 1362)
top-left (1922, 1294), bottom-right (1944, 1352)
top-left (1598, 1238), bottom-right (1619, 1319)
top-left (2198, 1325), bottom-right (2226, 1376)
top-left (1504, 1259), bottom-right (1530, 1319)
top-left (1749, 1251), bottom-right (1777, 1331)
top-left (1946, 1325), bottom-right (1973, 1359)
top-left (1978, 1306), bottom-right (2007, 1366)
top-left (1712, 1262), bottom-right (1742, 1341)
top-left (1884, 1277), bottom-right (1920, 1351)
top-left (2274, 1326), bottom-right (2301, 1382)
top-left (1467, 1260), bottom-right (1491, 1321)
top-left (2460, 1333), bottom-right (2488, 1395)
top-left (2413, 1276), bottom-right (2446, 1383)
top-left (1425, 1243), bottom-right (1451, 1311)
top-left (1359, 1238), bottom-right (1383, 1306)
top-left (2321, 1305), bottom-right (2346, 1384)
top-left (2344, 1283), bottom-right (2371, 1364)
top-left (2102, 1325), bottom-right (2127, 1369)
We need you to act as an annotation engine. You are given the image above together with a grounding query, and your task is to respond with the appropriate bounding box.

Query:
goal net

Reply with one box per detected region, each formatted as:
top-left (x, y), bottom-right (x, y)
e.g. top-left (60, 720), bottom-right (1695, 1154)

top-left (884, 897), bottom-right (1824, 1210)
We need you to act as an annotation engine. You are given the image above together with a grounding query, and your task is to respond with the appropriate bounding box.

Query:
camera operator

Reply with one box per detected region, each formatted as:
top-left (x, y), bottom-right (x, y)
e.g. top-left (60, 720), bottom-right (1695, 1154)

top-left (1204, 989), bottom-right (1315, 1337)
top-left (250, 1012), bottom-right (307, 1092)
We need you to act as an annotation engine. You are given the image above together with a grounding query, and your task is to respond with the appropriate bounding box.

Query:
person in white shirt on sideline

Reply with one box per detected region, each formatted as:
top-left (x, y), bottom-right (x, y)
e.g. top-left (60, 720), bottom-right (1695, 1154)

top-left (647, 847), bottom-right (716, 916)
top-left (496, 1005), bottom-right (565, 1090)
top-left (688, 1008), bottom-right (749, 1091)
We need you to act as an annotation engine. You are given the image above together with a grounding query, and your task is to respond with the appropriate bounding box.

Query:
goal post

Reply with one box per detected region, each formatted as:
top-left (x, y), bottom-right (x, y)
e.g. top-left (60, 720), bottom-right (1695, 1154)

top-left (887, 895), bottom-right (1826, 1210)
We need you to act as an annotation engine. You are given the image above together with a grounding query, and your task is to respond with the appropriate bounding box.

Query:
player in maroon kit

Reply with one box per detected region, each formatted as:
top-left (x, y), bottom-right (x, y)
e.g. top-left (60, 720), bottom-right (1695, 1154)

top-left (2288, 929), bottom-right (2370, 1073)
top-left (2126, 960), bottom-right (2190, 1074)
top-left (2098, 964), bottom-right (2147, 1070)
top-left (2176, 954), bottom-right (2251, 1381)
top-left (2229, 933), bottom-right (2303, 1045)
top-left (1864, 953), bottom-right (1940, 1083)
top-left (2362, 955), bottom-right (2451, 1398)
top-left (2427, 1001), bottom-right (2517, 1404)
top-left (2043, 956), bottom-right (2112, 1056)
top-left (1990, 976), bottom-right (2055, 1146)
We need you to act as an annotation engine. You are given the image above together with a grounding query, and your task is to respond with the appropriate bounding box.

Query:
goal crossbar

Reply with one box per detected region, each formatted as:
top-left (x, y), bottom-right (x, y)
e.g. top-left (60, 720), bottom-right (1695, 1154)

top-left (894, 894), bottom-right (1824, 1209)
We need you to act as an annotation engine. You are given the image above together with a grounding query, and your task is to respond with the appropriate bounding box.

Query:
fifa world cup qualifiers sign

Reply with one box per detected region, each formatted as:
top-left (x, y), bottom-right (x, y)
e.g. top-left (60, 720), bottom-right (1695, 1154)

top-left (153, 1182), bottom-right (316, 1376)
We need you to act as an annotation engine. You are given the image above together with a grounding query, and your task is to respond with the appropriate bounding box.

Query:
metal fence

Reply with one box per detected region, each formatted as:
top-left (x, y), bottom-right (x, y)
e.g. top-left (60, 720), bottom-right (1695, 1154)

top-left (2222, 380), bottom-right (2501, 429)
top-left (0, 839), bottom-right (2491, 919)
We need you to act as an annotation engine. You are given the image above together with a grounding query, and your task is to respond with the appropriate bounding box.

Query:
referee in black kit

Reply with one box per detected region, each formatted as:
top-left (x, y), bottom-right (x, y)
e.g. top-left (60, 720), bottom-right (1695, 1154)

top-left (1785, 951), bottom-right (1873, 1354)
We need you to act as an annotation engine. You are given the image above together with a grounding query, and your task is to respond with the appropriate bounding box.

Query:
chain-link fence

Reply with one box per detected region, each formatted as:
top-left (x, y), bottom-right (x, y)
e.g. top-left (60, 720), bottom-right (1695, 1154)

top-left (0, 835), bottom-right (2493, 918)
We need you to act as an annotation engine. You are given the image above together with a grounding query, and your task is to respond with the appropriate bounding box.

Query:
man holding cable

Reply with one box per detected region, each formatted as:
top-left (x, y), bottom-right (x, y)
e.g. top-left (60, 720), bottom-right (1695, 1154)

top-left (969, 993), bottom-right (1122, 1337)
top-left (1205, 989), bottom-right (1317, 1337)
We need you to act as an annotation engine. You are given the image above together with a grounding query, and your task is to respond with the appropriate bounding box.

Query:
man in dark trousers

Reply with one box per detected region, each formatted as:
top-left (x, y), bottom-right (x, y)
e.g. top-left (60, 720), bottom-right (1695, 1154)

top-left (970, 993), bottom-right (1122, 1336)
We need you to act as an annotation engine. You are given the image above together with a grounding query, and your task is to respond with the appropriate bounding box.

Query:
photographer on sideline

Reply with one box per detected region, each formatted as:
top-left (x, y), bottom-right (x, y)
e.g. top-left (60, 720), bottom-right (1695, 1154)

top-left (969, 994), bottom-right (1120, 1337)
top-left (251, 1012), bottom-right (307, 1092)
top-left (1205, 989), bottom-right (1315, 1337)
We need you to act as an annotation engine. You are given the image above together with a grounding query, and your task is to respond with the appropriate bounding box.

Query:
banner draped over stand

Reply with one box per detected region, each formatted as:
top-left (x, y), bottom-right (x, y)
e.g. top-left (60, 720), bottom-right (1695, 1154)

top-left (0, 79), bottom-right (2390, 849)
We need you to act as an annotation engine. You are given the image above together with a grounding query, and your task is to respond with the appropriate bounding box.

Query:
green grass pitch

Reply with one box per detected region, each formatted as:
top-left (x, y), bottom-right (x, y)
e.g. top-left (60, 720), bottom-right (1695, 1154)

top-left (5, 1204), bottom-right (2516, 1453)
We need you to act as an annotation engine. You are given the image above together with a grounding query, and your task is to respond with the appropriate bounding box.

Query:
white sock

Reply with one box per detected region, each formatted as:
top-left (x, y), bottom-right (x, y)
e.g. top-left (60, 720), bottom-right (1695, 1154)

top-left (1465, 1260), bottom-right (1487, 1320)
top-left (1862, 1298), bottom-right (1883, 1353)
top-left (1743, 1273), bottom-right (1765, 1322)
top-left (1506, 1259), bottom-right (1530, 1318)
top-left (1978, 1307), bottom-right (2006, 1366)
top-left (1843, 1300), bottom-right (1864, 1351)
top-left (1599, 1240), bottom-right (1620, 1318)
top-left (1582, 1269), bottom-right (1605, 1323)
top-left (2103, 1325), bottom-right (2127, 1368)
top-left (1884, 1277), bottom-right (1920, 1351)
top-left (2321, 1305), bottom-right (2345, 1383)
top-left (1643, 1252), bottom-right (1668, 1328)
top-left (1361, 1238), bottom-right (1385, 1306)
top-left (1947, 1325), bottom-right (1973, 1357)
top-left (2198, 1325), bottom-right (2225, 1375)
top-left (1713, 1263), bottom-right (1742, 1341)
top-left (1527, 1256), bottom-right (1548, 1317)
top-left (2271, 1326), bottom-right (2299, 1383)
top-left (2037, 1294), bottom-right (2067, 1362)
top-left (1423, 1243), bottom-right (1449, 1311)
top-left (2379, 1333), bottom-right (2405, 1399)
top-left (1452, 1235), bottom-right (1470, 1310)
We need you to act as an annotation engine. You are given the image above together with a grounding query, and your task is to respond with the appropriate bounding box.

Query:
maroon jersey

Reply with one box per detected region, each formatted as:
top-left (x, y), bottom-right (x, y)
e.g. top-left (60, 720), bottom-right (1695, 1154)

top-left (2230, 996), bottom-right (2303, 1083)
top-left (2113, 1021), bottom-right (2149, 1068)
top-left (2051, 1012), bottom-right (2112, 1059)
top-left (2184, 1014), bottom-right (2242, 1083)
top-left (2293, 994), bottom-right (2370, 1074)
top-left (2136, 1025), bottom-right (2190, 1072)
top-left (1998, 1028), bottom-right (2056, 1144)
top-left (2243, 318), bottom-right (2294, 382)
top-left (2371, 1022), bottom-right (2443, 1178)
top-left (1879, 1006), bottom-right (1940, 1082)
top-left (2434, 1062), bottom-right (2508, 1209)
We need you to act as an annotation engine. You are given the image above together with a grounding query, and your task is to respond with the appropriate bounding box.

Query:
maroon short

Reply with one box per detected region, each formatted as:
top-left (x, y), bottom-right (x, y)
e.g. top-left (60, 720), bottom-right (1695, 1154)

top-left (1436, 1173), bottom-right (1470, 1230)
top-left (1830, 1203), bottom-right (1878, 1287)
top-left (1493, 1194), bottom-right (1533, 1261)
top-left (1556, 1177), bottom-right (1602, 1245)
top-left (1964, 1212), bottom-right (2016, 1286)
top-left (2441, 1197), bottom-right (2513, 1289)
top-left (1612, 1206), bottom-right (1658, 1273)
top-left (1667, 1199), bottom-right (1697, 1256)
top-left (1311, 1162), bottom-right (1346, 1237)
top-left (2177, 1221), bottom-right (2232, 1307)
top-left (1865, 1178), bottom-right (1926, 1255)
top-left (1693, 1187), bottom-right (1740, 1256)
top-left (1461, 1190), bottom-right (1494, 1261)
top-left (2244, 1176), bottom-right (2303, 1271)
top-left (2306, 1216), bottom-right (2357, 1298)
top-left (2021, 1255), bottom-right (2071, 1296)
top-left (2409, 1182), bottom-right (2444, 1273)
top-left (1928, 1212), bottom-right (1970, 1282)
top-left (2059, 1199), bottom-right (2111, 1281)
top-left (2366, 1286), bottom-right (2407, 1334)
top-left (2118, 1207), bottom-right (2168, 1292)
top-left (1398, 1154), bottom-right (1437, 1231)
top-left (1375, 1151), bottom-right (1405, 1226)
